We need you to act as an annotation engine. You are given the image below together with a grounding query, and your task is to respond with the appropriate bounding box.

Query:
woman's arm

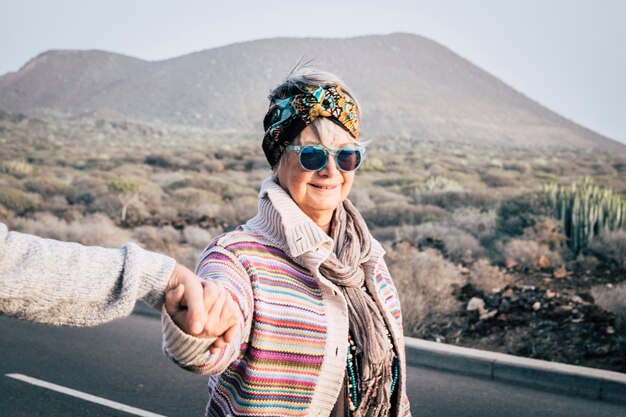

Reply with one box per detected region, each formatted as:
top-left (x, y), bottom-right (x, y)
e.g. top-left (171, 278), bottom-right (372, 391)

top-left (375, 256), bottom-right (405, 332)
top-left (161, 244), bottom-right (253, 375)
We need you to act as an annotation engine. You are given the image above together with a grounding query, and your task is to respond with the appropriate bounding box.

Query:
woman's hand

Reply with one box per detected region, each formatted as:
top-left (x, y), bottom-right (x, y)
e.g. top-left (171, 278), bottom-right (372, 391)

top-left (165, 279), bottom-right (243, 354)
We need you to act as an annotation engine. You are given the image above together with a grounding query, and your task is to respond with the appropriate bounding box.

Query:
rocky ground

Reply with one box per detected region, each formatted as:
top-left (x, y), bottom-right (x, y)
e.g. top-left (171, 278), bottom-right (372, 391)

top-left (418, 264), bottom-right (626, 373)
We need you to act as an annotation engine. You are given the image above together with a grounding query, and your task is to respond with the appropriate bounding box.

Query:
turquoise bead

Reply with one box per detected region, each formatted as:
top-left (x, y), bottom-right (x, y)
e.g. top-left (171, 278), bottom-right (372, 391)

top-left (346, 336), bottom-right (399, 414)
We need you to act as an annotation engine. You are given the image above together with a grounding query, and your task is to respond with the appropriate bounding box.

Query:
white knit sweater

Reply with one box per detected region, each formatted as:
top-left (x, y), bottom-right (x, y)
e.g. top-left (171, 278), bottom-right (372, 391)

top-left (0, 223), bottom-right (175, 326)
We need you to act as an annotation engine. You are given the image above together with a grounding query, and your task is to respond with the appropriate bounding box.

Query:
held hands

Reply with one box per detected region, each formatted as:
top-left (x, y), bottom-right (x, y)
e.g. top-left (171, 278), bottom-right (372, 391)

top-left (165, 265), bottom-right (243, 354)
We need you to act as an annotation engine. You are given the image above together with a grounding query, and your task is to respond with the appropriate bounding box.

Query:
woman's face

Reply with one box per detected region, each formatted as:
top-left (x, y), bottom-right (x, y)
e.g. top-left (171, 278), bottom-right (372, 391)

top-left (276, 125), bottom-right (356, 229)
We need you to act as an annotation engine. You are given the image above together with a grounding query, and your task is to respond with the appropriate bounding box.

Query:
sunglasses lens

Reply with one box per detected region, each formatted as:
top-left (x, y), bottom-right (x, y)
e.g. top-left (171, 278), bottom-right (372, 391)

top-left (337, 148), bottom-right (362, 172)
top-left (299, 146), bottom-right (328, 171)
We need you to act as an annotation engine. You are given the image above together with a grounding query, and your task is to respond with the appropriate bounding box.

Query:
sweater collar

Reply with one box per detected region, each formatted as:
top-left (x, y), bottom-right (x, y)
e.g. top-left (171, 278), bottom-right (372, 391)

top-left (248, 177), bottom-right (333, 261)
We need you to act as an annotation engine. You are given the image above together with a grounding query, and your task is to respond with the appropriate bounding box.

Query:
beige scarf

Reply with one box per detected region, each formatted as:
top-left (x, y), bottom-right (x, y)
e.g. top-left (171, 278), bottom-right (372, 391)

top-left (320, 200), bottom-right (396, 417)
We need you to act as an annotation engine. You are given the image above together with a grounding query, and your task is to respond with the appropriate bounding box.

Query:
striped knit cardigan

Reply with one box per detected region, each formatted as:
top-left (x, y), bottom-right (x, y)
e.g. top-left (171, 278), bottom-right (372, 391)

top-left (162, 178), bottom-right (411, 417)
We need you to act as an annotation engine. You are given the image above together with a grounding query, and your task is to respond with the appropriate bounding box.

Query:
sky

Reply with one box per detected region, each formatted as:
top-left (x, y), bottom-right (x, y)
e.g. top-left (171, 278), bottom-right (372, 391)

top-left (1, 0), bottom-right (625, 144)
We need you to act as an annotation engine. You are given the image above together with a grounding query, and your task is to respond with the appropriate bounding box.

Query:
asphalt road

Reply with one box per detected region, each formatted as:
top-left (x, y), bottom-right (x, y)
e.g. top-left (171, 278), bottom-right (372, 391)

top-left (1, 313), bottom-right (624, 417)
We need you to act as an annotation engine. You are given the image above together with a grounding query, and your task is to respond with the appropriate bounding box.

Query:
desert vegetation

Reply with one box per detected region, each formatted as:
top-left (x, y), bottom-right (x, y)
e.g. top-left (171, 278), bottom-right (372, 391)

top-left (1, 111), bottom-right (625, 372)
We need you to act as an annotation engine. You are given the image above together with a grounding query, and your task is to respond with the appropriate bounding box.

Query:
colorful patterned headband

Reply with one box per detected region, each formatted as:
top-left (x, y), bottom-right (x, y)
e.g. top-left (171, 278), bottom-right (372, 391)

top-left (262, 84), bottom-right (360, 167)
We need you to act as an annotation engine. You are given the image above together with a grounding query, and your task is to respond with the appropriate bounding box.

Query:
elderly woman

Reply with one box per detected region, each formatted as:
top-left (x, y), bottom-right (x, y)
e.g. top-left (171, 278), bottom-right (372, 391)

top-left (162, 69), bottom-right (411, 417)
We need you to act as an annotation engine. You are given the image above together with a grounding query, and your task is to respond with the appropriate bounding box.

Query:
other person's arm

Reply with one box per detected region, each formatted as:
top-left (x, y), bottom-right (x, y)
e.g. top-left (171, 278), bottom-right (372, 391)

top-left (0, 223), bottom-right (207, 334)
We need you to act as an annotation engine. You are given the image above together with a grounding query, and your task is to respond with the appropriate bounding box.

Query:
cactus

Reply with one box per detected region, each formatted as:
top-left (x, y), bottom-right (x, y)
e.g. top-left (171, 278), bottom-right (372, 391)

top-left (542, 178), bottom-right (626, 254)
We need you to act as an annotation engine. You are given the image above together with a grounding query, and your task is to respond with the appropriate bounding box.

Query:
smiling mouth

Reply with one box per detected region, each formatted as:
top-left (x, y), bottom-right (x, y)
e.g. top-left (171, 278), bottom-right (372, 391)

top-left (310, 184), bottom-right (338, 190)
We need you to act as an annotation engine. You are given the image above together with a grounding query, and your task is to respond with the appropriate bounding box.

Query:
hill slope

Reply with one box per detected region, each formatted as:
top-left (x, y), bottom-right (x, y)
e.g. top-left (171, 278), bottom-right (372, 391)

top-left (0, 33), bottom-right (622, 151)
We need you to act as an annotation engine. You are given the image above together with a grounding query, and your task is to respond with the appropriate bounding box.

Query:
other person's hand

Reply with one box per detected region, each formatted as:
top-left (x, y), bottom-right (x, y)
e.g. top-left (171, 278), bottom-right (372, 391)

top-left (165, 279), bottom-right (243, 354)
top-left (158, 263), bottom-right (208, 336)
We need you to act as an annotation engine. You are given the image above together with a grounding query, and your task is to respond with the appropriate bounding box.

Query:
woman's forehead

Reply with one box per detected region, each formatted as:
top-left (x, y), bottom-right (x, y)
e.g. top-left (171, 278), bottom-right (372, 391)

top-left (297, 125), bottom-right (357, 148)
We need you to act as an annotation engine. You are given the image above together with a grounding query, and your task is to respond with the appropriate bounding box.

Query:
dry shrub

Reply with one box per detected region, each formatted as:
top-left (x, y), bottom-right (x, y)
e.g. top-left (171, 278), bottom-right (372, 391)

top-left (134, 181), bottom-right (165, 211)
top-left (522, 216), bottom-right (567, 252)
top-left (387, 243), bottom-right (464, 335)
top-left (481, 172), bottom-right (517, 188)
top-left (165, 175), bottom-right (255, 200)
top-left (42, 195), bottom-right (72, 213)
top-left (132, 225), bottom-right (218, 269)
top-left (401, 223), bottom-right (482, 263)
top-left (423, 162), bottom-right (445, 176)
top-left (532, 161), bottom-right (562, 175)
top-left (402, 176), bottom-right (463, 200)
top-left (169, 187), bottom-right (223, 219)
top-left (24, 177), bottom-right (73, 198)
top-left (12, 212), bottom-right (130, 247)
top-left (588, 230), bottom-right (626, 267)
top-left (133, 225), bottom-right (181, 253)
top-left (419, 176), bottom-right (463, 193)
top-left (574, 254), bottom-right (601, 270)
top-left (225, 159), bottom-right (257, 172)
top-left (244, 157), bottom-right (271, 171)
top-left (69, 177), bottom-right (108, 205)
top-left (502, 239), bottom-right (562, 270)
top-left (217, 195), bottom-right (258, 228)
top-left (503, 162), bottom-right (530, 174)
top-left (155, 205), bottom-right (180, 223)
top-left (0, 173), bottom-right (24, 189)
top-left (450, 208), bottom-right (496, 242)
top-left (469, 259), bottom-right (512, 293)
top-left (370, 226), bottom-right (402, 244)
top-left (144, 154), bottom-right (190, 169)
top-left (98, 180), bottom-right (167, 225)
top-left (0, 160), bottom-right (35, 178)
top-left (367, 187), bottom-right (408, 204)
top-left (90, 194), bottom-right (122, 220)
top-left (183, 225), bottom-right (218, 249)
top-left (123, 199), bottom-right (154, 225)
top-left (488, 159), bottom-right (504, 169)
top-left (362, 202), bottom-right (449, 228)
top-left (590, 283), bottom-right (626, 315)
top-left (417, 191), bottom-right (498, 210)
top-left (109, 163), bottom-right (151, 179)
top-left (591, 163), bottom-right (617, 176)
top-left (0, 187), bottom-right (39, 214)
top-left (372, 178), bottom-right (416, 188)
top-left (612, 160), bottom-right (626, 174)
top-left (533, 172), bottom-right (558, 182)
top-left (496, 192), bottom-right (550, 237)
top-left (348, 188), bottom-right (375, 210)
top-left (202, 160), bottom-right (225, 173)
top-left (361, 156), bottom-right (385, 171)
top-left (150, 171), bottom-right (187, 189)
top-left (245, 171), bottom-right (270, 189)
top-left (0, 203), bottom-right (12, 219)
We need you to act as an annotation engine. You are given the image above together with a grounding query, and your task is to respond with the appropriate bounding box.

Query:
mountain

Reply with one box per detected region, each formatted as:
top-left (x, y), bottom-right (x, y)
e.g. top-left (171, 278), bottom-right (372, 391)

top-left (0, 33), bottom-right (623, 151)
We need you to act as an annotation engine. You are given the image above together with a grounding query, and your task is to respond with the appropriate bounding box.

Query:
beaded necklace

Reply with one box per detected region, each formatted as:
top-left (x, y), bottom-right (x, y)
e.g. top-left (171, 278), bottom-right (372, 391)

top-left (345, 334), bottom-right (400, 413)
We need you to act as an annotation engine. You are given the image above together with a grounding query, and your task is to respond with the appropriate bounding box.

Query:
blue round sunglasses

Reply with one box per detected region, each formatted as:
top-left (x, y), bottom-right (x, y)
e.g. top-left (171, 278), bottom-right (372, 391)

top-left (286, 145), bottom-right (364, 172)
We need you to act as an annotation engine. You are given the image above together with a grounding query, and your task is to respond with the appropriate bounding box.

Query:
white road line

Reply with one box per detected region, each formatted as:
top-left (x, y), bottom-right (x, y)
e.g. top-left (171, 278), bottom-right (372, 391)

top-left (5, 373), bottom-right (167, 417)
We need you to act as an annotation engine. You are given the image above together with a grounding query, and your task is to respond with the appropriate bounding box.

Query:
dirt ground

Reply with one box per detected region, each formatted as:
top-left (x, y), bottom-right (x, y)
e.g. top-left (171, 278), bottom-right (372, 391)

top-left (416, 263), bottom-right (626, 373)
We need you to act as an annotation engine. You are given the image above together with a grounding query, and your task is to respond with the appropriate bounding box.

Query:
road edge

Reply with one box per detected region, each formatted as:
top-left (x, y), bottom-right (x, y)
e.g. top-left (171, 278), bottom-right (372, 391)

top-left (404, 337), bottom-right (626, 404)
top-left (133, 305), bottom-right (626, 404)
